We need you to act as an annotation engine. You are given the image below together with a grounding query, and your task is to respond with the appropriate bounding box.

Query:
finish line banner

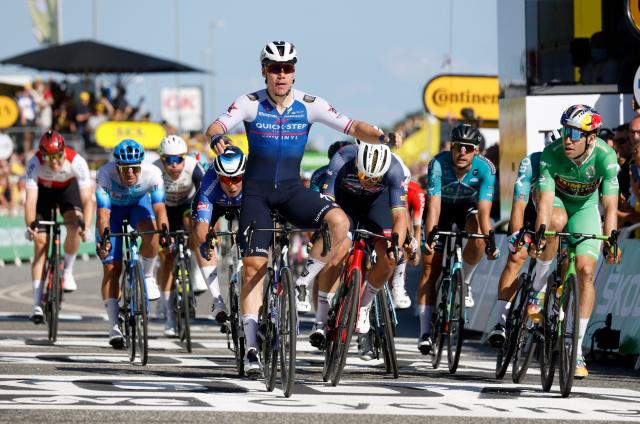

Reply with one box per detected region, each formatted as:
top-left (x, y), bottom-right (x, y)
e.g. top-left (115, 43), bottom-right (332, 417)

top-left (0, 216), bottom-right (96, 263)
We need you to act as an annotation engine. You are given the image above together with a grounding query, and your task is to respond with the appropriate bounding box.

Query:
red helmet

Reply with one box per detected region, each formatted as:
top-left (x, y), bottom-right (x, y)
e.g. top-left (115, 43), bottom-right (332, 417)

top-left (39, 130), bottom-right (65, 155)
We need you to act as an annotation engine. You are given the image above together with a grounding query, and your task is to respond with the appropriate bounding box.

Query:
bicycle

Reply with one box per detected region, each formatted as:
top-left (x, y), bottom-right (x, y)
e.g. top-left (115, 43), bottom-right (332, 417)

top-left (494, 229), bottom-right (539, 381)
top-left (100, 222), bottom-right (165, 365)
top-left (247, 212), bottom-right (331, 398)
top-left (167, 227), bottom-right (196, 353)
top-left (322, 228), bottom-right (399, 386)
top-left (426, 226), bottom-right (496, 374)
top-left (369, 282), bottom-right (399, 378)
top-left (537, 225), bottom-right (618, 398)
top-left (31, 210), bottom-right (84, 343)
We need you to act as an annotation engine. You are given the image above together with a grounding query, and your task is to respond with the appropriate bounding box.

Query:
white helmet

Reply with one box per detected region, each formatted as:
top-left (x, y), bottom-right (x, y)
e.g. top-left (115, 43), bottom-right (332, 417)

top-left (213, 146), bottom-right (247, 177)
top-left (159, 135), bottom-right (187, 156)
top-left (260, 41), bottom-right (297, 65)
top-left (356, 139), bottom-right (392, 179)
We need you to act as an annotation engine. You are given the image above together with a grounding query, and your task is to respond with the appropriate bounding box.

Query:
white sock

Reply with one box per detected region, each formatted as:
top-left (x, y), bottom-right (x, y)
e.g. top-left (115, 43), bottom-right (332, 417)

top-left (242, 314), bottom-right (259, 350)
top-left (201, 265), bottom-right (215, 281)
top-left (418, 304), bottom-right (433, 335)
top-left (105, 298), bottom-right (120, 328)
top-left (63, 253), bottom-right (76, 274)
top-left (532, 259), bottom-right (553, 292)
top-left (462, 260), bottom-right (478, 286)
top-left (495, 299), bottom-right (511, 326)
top-left (32, 280), bottom-right (42, 307)
top-left (577, 317), bottom-right (590, 357)
top-left (315, 291), bottom-right (335, 325)
top-left (204, 266), bottom-right (221, 299)
top-left (296, 257), bottom-right (326, 287)
top-left (162, 291), bottom-right (175, 322)
top-left (359, 281), bottom-right (381, 308)
top-left (141, 256), bottom-right (157, 280)
top-left (392, 260), bottom-right (407, 289)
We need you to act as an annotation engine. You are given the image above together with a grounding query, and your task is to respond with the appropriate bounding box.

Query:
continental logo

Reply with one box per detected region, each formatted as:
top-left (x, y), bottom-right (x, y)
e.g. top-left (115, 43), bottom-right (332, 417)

top-left (555, 176), bottom-right (600, 198)
top-left (626, 0), bottom-right (640, 38)
top-left (423, 74), bottom-right (499, 121)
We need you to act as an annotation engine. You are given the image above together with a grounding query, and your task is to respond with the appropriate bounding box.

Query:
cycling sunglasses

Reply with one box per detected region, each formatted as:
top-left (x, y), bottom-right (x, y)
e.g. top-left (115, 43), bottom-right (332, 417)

top-left (163, 155), bottom-right (185, 165)
top-left (265, 62), bottom-right (295, 75)
top-left (219, 175), bottom-right (243, 185)
top-left (43, 152), bottom-right (63, 161)
top-left (452, 142), bottom-right (476, 153)
top-left (561, 126), bottom-right (586, 141)
top-left (357, 171), bottom-right (382, 184)
top-left (117, 164), bottom-right (142, 174)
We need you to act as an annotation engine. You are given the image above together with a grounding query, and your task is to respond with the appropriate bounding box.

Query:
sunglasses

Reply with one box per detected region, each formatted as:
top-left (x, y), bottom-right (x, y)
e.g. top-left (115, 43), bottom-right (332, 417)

top-left (452, 142), bottom-right (476, 153)
top-left (357, 171), bottom-right (382, 184)
top-left (43, 152), bottom-right (63, 161)
top-left (561, 126), bottom-right (586, 141)
top-left (219, 175), bottom-right (243, 185)
top-left (163, 155), bottom-right (185, 165)
top-left (265, 62), bottom-right (295, 75)
top-left (117, 165), bottom-right (142, 174)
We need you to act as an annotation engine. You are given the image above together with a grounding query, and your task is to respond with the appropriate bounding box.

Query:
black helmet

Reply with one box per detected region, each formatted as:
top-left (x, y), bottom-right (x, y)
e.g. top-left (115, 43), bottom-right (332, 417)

top-left (328, 140), bottom-right (352, 159)
top-left (451, 123), bottom-right (482, 145)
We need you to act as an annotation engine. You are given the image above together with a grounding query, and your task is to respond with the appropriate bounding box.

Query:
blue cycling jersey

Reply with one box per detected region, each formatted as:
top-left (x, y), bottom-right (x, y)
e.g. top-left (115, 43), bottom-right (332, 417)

top-left (193, 167), bottom-right (242, 224)
top-left (513, 152), bottom-right (542, 204)
top-left (214, 89), bottom-right (353, 184)
top-left (96, 162), bottom-right (165, 209)
top-left (310, 165), bottom-right (328, 193)
top-left (427, 151), bottom-right (496, 204)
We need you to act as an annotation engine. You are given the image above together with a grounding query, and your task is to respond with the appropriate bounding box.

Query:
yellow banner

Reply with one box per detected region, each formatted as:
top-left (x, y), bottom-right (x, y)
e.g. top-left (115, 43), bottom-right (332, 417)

top-left (393, 117), bottom-right (440, 167)
top-left (423, 74), bottom-right (499, 121)
top-left (95, 121), bottom-right (166, 149)
top-left (0, 96), bottom-right (19, 129)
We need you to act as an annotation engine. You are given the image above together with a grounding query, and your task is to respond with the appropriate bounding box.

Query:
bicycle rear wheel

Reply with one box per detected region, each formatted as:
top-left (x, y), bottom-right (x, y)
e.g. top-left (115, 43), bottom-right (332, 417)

top-left (431, 276), bottom-right (448, 369)
top-left (512, 275), bottom-right (536, 383)
top-left (331, 268), bottom-right (361, 387)
top-left (378, 287), bottom-right (399, 378)
top-left (178, 257), bottom-right (192, 353)
top-left (278, 267), bottom-right (297, 397)
top-left (260, 274), bottom-right (278, 391)
top-left (496, 275), bottom-right (525, 379)
top-left (447, 269), bottom-right (465, 374)
top-left (540, 272), bottom-right (559, 391)
top-left (229, 267), bottom-right (245, 376)
top-left (134, 261), bottom-right (149, 365)
top-left (559, 275), bottom-right (579, 398)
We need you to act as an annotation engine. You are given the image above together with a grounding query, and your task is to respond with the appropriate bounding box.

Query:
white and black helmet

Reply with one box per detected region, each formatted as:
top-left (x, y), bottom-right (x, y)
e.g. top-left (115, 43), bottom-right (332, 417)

top-left (159, 135), bottom-right (187, 156)
top-left (213, 145), bottom-right (247, 177)
top-left (356, 140), bottom-right (392, 179)
top-left (260, 41), bottom-right (297, 65)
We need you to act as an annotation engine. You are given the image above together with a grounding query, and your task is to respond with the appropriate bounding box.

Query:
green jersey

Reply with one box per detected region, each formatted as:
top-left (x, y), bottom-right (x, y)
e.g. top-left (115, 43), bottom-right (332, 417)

top-left (539, 137), bottom-right (619, 202)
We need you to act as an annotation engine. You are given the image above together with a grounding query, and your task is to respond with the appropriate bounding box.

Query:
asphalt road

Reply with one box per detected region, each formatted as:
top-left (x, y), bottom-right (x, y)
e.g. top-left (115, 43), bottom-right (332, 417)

top-left (0, 257), bottom-right (639, 423)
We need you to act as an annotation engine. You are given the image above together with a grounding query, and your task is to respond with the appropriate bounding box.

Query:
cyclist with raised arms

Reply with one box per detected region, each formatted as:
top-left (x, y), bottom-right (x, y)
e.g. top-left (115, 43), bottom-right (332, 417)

top-left (192, 145), bottom-right (246, 323)
top-left (24, 130), bottom-right (93, 323)
top-left (311, 141), bottom-right (412, 359)
top-left (206, 41), bottom-right (402, 375)
top-left (531, 104), bottom-right (621, 378)
top-left (153, 135), bottom-right (206, 337)
top-left (95, 139), bottom-right (171, 349)
top-left (418, 124), bottom-right (499, 354)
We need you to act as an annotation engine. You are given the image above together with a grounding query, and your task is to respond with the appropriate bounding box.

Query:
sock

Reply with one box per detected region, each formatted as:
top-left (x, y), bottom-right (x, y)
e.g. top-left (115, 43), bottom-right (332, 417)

top-left (141, 256), bottom-right (157, 280)
top-left (201, 265), bottom-right (215, 281)
top-left (359, 281), bottom-right (380, 309)
top-left (495, 299), bottom-right (511, 326)
top-left (418, 304), bottom-right (433, 335)
top-left (576, 317), bottom-right (590, 357)
top-left (32, 280), bottom-right (42, 307)
top-left (295, 257), bottom-right (326, 287)
top-left (392, 259), bottom-right (407, 289)
top-left (315, 291), bottom-right (335, 325)
top-left (105, 298), bottom-right (120, 328)
top-left (242, 314), bottom-right (259, 350)
top-left (162, 291), bottom-right (175, 322)
top-left (63, 253), bottom-right (76, 274)
top-left (462, 260), bottom-right (478, 286)
top-left (204, 266), bottom-right (221, 299)
top-left (532, 259), bottom-right (553, 292)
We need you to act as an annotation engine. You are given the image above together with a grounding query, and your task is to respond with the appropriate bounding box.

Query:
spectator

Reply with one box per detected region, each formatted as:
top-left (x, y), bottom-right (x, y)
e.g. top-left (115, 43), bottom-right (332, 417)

top-left (598, 128), bottom-right (615, 148)
top-left (580, 32), bottom-right (618, 85)
top-left (31, 79), bottom-right (54, 131)
top-left (74, 91), bottom-right (92, 146)
top-left (613, 135), bottom-right (632, 201)
top-left (629, 115), bottom-right (640, 146)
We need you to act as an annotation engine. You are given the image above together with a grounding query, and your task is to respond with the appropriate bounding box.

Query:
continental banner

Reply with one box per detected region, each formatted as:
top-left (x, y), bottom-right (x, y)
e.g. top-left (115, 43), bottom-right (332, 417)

top-left (423, 74), bottom-right (499, 121)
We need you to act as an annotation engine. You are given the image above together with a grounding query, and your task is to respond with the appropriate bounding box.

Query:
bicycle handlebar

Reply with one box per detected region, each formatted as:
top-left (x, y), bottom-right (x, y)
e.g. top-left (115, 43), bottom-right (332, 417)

top-left (246, 219), bottom-right (333, 258)
top-left (30, 218), bottom-right (85, 230)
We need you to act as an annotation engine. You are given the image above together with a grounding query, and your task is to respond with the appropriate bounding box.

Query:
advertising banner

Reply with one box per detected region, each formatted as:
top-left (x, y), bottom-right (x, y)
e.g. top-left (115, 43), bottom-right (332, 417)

top-left (161, 87), bottom-right (203, 132)
top-left (423, 75), bottom-right (499, 121)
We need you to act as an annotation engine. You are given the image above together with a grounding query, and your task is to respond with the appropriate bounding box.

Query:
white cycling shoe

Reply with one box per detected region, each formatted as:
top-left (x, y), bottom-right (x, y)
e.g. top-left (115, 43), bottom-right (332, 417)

top-left (63, 271), bottom-right (77, 292)
top-left (356, 304), bottom-right (371, 334)
top-left (392, 286), bottom-right (411, 309)
top-left (145, 277), bottom-right (160, 301)
top-left (465, 287), bottom-right (474, 308)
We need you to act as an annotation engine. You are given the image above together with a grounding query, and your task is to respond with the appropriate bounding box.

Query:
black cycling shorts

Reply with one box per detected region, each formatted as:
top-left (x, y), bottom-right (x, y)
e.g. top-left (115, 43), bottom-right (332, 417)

top-left (433, 201), bottom-right (478, 252)
top-left (166, 202), bottom-right (192, 231)
top-left (35, 180), bottom-right (82, 224)
top-left (237, 179), bottom-right (339, 257)
top-left (336, 187), bottom-right (392, 235)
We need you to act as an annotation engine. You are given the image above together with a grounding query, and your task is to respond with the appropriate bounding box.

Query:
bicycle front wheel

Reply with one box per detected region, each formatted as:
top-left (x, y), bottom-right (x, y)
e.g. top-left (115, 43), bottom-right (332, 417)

top-left (540, 273), bottom-right (559, 392)
top-left (278, 267), bottom-right (297, 397)
top-left (260, 274), bottom-right (278, 391)
top-left (379, 287), bottom-right (399, 378)
top-left (178, 256), bottom-right (192, 353)
top-left (431, 276), bottom-right (448, 369)
top-left (331, 268), bottom-right (361, 387)
top-left (229, 269), bottom-right (245, 376)
top-left (559, 275), bottom-right (579, 398)
top-left (47, 257), bottom-right (63, 343)
top-left (447, 269), bottom-right (465, 374)
top-left (496, 275), bottom-right (525, 379)
top-left (512, 275), bottom-right (537, 383)
top-left (134, 261), bottom-right (149, 365)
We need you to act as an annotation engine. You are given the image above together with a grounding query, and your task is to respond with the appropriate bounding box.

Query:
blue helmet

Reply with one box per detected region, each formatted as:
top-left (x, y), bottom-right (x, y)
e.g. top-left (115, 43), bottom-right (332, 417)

top-left (213, 145), bottom-right (246, 177)
top-left (113, 139), bottom-right (144, 164)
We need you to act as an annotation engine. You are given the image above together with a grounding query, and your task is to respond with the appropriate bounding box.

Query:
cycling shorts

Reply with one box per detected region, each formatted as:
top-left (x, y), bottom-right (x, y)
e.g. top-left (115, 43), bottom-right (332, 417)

top-left (167, 201), bottom-right (192, 231)
top-left (433, 201), bottom-right (478, 252)
top-left (98, 194), bottom-right (156, 264)
top-left (238, 179), bottom-right (339, 257)
top-left (35, 180), bottom-right (82, 225)
top-left (554, 195), bottom-right (601, 260)
top-left (336, 188), bottom-right (392, 236)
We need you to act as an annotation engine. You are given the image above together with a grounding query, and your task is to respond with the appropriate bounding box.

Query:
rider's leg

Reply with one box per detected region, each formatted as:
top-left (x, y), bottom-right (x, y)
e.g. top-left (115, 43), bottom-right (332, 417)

top-left (156, 249), bottom-right (177, 327)
top-left (462, 213), bottom-right (484, 306)
top-left (418, 250), bottom-right (443, 336)
top-left (138, 218), bottom-right (160, 300)
top-left (314, 237), bottom-right (350, 326)
top-left (495, 248), bottom-right (528, 325)
top-left (193, 220), bottom-right (219, 296)
top-left (575, 254), bottom-right (597, 359)
top-left (241, 255), bottom-right (268, 351)
top-left (61, 209), bottom-right (82, 291)
top-left (101, 261), bottom-right (123, 328)
top-left (358, 238), bottom-right (396, 308)
top-left (31, 231), bottom-right (48, 312)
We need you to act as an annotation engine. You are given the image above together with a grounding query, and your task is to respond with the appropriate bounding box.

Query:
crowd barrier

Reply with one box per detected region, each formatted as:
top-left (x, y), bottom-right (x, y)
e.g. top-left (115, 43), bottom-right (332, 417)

top-left (468, 232), bottom-right (640, 355)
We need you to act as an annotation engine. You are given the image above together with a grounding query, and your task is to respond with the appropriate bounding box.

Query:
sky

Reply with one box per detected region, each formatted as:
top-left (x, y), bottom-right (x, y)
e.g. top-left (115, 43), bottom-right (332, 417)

top-left (0, 0), bottom-right (498, 148)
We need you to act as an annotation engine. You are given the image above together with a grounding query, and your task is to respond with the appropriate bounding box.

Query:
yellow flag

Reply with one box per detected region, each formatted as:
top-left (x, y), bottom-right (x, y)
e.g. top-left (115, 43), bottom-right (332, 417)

top-left (27, 0), bottom-right (58, 45)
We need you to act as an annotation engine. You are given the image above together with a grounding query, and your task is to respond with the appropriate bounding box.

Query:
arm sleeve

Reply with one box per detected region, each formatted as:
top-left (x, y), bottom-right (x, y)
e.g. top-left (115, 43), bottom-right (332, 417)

top-left (538, 147), bottom-right (556, 193)
top-left (95, 168), bottom-right (111, 209)
top-left (305, 95), bottom-right (354, 135)
top-left (321, 147), bottom-right (353, 196)
top-left (600, 147), bottom-right (620, 196)
top-left (426, 158), bottom-right (442, 197)
top-left (478, 157), bottom-right (496, 202)
top-left (193, 169), bottom-right (217, 224)
top-left (213, 94), bottom-right (257, 133)
top-left (71, 155), bottom-right (92, 189)
top-left (192, 162), bottom-right (205, 190)
top-left (409, 186), bottom-right (426, 225)
top-left (512, 156), bottom-right (533, 204)
top-left (388, 163), bottom-right (408, 209)
top-left (25, 157), bottom-right (39, 189)
top-left (148, 168), bottom-right (166, 204)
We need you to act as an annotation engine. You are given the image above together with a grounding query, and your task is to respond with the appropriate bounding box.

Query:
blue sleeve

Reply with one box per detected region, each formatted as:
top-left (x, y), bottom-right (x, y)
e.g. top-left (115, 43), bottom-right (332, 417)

top-left (310, 167), bottom-right (326, 193)
top-left (149, 184), bottom-right (166, 204)
top-left (321, 147), bottom-right (353, 196)
top-left (96, 186), bottom-right (111, 209)
top-left (513, 155), bottom-right (533, 204)
top-left (193, 169), bottom-right (217, 224)
top-left (426, 157), bottom-right (442, 197)
top-left (387, 161), bottom-right (408, 208)
top-left (192, 162), bottom-right (205, 190)
top-left (478, 156), bottom-right (496, 202)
